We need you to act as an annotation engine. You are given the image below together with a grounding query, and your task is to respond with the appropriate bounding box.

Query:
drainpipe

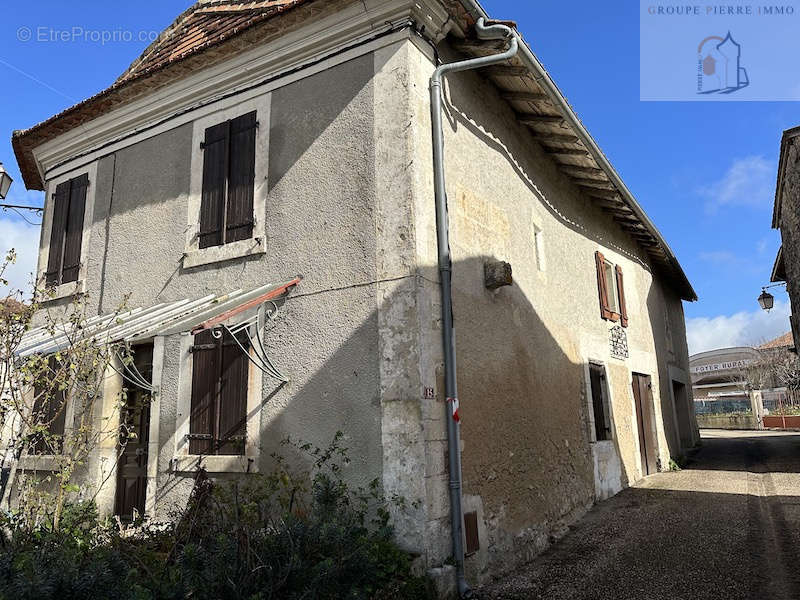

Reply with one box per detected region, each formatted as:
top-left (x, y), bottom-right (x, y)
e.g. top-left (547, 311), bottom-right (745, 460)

top-left (429, 17), bottom-right (518, 599)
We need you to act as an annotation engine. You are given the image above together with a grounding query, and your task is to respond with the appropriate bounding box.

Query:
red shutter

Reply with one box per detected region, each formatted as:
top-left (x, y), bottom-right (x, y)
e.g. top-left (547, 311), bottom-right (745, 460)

top-left (199, 121), bottom-right (229, 249)
top-left (45, 181), bottom-right (71, 286)
top-left (61, 174), bottom-right (88, 284)
top-left (217, 332), bottom-right (248, 455)
top-left (616, 265), bottom-right (629, 327)
top-left (595, 251), bottom-right (614, 321)
top-left (189, 330), bottom-right (218, 454)
top-left (226, 111), bottom-right (257, 244)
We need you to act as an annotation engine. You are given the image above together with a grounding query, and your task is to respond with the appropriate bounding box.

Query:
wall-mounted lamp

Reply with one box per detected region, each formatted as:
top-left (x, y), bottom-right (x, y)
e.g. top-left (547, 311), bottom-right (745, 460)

top-left (758, 282), bottom-right (786, 312)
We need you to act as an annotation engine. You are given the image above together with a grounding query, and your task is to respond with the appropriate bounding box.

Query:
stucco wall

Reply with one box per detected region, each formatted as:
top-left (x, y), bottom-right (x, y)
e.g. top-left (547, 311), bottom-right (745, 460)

top-left (39, 54), bottom-right (386, 518)
top-left (401, 38), bottom-right (697, 581)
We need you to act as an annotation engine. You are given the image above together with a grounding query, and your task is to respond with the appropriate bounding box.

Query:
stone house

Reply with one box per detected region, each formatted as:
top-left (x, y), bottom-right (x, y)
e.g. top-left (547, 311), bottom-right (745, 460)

top-left (772, 126), bottom-right (800, 349)
top-left (9, 0), bottom-right (698, 592)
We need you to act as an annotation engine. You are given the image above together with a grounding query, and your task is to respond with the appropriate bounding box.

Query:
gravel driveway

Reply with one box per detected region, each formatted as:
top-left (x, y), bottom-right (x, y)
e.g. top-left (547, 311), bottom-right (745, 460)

top-left (477, 429), bottom-right (800, 600)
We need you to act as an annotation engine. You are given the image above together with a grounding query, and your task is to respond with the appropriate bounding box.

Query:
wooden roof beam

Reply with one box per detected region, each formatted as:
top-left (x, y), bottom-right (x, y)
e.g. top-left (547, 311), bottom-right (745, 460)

top-left (533, 132), bottom-right (580, 143)
top-left (517, 115), bottom-right (565, 125)
top-left (502, 91), bottom-right (550, 103)
top-left (484, 65), bottom-right (529, 77)
top-left (544, 147), bottom-right (589, 156)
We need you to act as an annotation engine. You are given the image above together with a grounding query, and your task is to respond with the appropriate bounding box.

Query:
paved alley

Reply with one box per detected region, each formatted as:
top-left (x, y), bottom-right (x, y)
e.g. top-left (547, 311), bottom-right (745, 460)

top-left (479, 430), bottom-right (800, 600)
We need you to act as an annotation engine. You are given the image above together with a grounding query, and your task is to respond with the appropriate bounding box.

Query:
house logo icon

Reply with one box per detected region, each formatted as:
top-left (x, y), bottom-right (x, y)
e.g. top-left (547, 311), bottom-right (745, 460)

top-left (697, 32), bottom-right (749, 94)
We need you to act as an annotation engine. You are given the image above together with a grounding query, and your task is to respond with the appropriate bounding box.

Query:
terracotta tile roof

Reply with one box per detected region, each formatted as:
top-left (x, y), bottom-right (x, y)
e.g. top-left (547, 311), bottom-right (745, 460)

top-left (757, 331), bottom-right (794, 350)
top-left (12, 0), bottom-right (318, 191)
top-left (118, 1), bottom-right (304, 84)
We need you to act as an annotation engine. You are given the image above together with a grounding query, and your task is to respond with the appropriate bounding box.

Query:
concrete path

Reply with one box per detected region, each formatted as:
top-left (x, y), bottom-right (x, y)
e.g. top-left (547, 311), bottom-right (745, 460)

top-left (478, 429), bottom-right (800, 600)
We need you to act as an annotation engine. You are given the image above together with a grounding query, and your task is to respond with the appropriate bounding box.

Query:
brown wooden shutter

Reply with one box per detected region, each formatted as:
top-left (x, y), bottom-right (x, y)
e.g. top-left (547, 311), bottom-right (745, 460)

top-left (217, 332), bottom-right (248, 455)
top-left (61, 174), bottom-right (88, 284)
top-left (595, 251), bottom-right (614, 321)
top-left (226, 111), bottom-right (257, 244)
top-left (199, 121), bottom-right (229, 249)
top-left (30, 357), bottom-right (66, 455)
top-left (45, 181), bottom-right (71, 286)
top-left (189, 330), bottom-right (218, 454)
top-left (616, 265), bottom-right (629, 327)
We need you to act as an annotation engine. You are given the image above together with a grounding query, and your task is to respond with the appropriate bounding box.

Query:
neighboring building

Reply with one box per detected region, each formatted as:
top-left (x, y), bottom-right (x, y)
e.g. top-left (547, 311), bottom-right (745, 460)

top-left (772, 126), bottom-right (800, 347)
top-left (8, 0), bottom-right (698, 589)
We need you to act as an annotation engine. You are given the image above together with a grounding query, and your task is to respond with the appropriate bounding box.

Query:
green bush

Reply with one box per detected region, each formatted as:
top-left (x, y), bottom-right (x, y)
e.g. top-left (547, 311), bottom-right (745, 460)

top-left (0, 433), bottom-right (433, 600)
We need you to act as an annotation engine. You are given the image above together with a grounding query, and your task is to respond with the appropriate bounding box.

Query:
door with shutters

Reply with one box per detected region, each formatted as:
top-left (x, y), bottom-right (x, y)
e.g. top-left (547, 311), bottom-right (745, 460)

top-left (631, 373), bottom-right (658, 476)
top-left (114, 344), bottom-right (153, 521)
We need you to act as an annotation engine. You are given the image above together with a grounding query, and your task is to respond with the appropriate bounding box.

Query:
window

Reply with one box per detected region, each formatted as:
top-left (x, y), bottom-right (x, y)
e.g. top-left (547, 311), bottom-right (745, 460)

top-left (594, 251), bottom-right (628, 326)
top-left (199, 111), bottom-right (257, 249)
top-left (188, 329), bottom-right (249, 455)
top-left (30, 357), bottom-right (67, 455)
top-left (45, 173), bottom-right (89, 287)
top-left (589, 362), bottom-right (612, 441)
top-left (534, 226), bottom-right (545, 271)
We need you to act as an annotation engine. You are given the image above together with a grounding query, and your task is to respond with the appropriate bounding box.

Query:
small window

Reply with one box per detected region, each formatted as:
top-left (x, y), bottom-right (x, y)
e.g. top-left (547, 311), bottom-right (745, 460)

top-left (30, 357), bottom-right (67, 455)
top-left (589, 362), bottom-right (612, 442)
top-left (594, 251), bottom-right (628, 327)
top-left (534, 226), bottom-right (545, 271)
top-left (189, 329), bottom-right (249, 455)
top-left (45, 173), bottom-right (89, 287)
top-left (199, 111), bottom-right (258, 249)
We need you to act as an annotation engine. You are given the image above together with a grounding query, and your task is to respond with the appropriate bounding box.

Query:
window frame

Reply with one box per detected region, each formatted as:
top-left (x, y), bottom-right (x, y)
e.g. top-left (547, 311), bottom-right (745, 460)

top-left (587, 361), bottom-right (613, 443)
top-left (184, 95), bottom-right (269, 269)
top-left (595, 251), bottom-right (629, 327)
top-left (173, 326), bottom-right (263, 473)
top-left (37, 164), bottom-right (97, 301)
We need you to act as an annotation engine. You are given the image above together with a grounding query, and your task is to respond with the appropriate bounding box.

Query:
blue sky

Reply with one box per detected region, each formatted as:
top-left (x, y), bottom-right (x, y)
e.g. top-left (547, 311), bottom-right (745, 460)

top-left (0, 1), bottom-right (794, 353)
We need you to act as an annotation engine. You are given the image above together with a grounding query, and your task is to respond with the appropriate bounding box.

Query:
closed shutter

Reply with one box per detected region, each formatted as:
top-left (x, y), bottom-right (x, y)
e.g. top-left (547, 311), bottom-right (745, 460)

top-left (217, 333), bottom-right (249, 455)
top-left (226, 112), bottom-right (257, 244)
top-left (595, 251), bottom-right (614, 321)
top-left (199, 121), bottom-right (229, 249)
top-left (30, 357), bottom-right (67, 455)
top-left (45, 181), bottom-right (71, 286)
top-left (189, 330), bottom-right (218, 454)
top-left (61, 174), bottom-right (89, 284)
top-left (615, 265), bottom-right (629, 327)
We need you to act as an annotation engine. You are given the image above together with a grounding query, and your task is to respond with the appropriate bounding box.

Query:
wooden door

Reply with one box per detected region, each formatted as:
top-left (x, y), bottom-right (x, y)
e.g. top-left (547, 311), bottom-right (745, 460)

top-left (632, 373), bottom-right (658, 476)
top-left (114, 345), bottom-right (153, 521)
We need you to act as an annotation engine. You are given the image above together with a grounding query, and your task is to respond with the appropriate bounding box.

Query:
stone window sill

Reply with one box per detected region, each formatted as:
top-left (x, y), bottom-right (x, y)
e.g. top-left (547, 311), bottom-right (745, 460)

top-left (171, 454), bottom-right (258, 474)
top-left (182, 238), bottom-right (265, 269)
top-left (18, 455), bottom-right (60, 471)
top-left (42, 279), bottom-right (86, 302)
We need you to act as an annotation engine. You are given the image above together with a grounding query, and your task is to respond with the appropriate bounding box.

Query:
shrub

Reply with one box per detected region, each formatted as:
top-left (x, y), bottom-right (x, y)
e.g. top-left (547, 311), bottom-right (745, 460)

top-left (0, 433), bottom-right (432, 600)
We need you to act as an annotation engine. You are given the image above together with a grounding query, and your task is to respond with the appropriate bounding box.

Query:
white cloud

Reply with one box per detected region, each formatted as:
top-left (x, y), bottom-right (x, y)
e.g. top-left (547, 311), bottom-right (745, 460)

top-left (697, 155), bottom-right (775, 213)
top-left (0, 217), bottom-right (40, 297)
top-left (686, 299), bottom-right (792, 355)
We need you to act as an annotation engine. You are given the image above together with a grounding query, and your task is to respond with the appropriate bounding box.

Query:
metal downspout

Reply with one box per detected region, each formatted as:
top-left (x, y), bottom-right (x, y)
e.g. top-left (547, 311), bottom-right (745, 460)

top-left (429, 17), bottom-right (518, 599)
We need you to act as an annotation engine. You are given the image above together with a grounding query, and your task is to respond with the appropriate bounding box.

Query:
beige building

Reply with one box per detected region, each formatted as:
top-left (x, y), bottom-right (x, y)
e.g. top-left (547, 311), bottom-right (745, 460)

top-left (8, 0), bottom-right (698, 593)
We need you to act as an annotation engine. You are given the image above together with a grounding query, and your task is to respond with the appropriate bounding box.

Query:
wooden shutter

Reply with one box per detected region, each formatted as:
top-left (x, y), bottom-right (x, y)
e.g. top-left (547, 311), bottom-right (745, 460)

top-left (217, 332), bottom-right (248, 455)
top-left (45, 181), bottom-right (71, 286)
top-left (61, 174), bottom-right (88, 284)
top-left (30, 357), bottom-right (66, 455)
top-left (589, 363), bottom-right (611, 441)
top-left (189, 330), bottom-right (218, 454)
top-left (595, 251), bottom-right (614, 321)
top-left (615, 265), bottom-right (629, 327)
top-left (226, 112), bottom-right (257, 244)
top-left (199, 121), bottom-right (229, 249)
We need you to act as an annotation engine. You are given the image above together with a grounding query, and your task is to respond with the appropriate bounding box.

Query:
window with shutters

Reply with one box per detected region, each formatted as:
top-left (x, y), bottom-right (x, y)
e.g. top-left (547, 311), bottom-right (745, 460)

top-left (45, 173), bottom-right (89, 288)
top-left (588, 362), bottom-right (612, 442)
top-left (188, 329), bottom-right (249, 456)
top-left (199, 111), bottom-right (257, 249)
top-left (29, 357), bottom-right (68, 455)
top-left (594, 251), bottom-right (628, 327)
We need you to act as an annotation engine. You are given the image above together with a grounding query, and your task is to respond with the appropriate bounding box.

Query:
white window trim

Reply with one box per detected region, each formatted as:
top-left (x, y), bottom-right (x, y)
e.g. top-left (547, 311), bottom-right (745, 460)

top-left (183, 95), bottom-right (270, 269)
top-left (172, 328), bottom-right (263, 474)
top-left (37, 162), bottom-right (97, 301)
top-left (584, 359), bottom-right (616, 444)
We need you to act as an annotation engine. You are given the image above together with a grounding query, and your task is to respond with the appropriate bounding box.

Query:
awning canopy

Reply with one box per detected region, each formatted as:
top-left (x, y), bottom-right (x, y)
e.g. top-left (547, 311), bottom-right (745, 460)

top-left (15, 277), bottom-right (301, 358)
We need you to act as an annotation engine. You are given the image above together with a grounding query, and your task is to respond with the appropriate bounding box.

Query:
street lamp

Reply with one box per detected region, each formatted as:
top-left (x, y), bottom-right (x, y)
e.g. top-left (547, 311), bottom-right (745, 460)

top-left (758, 289), bottom-right (774, 312)
top-left (0, 163), bottom-right (12, 200)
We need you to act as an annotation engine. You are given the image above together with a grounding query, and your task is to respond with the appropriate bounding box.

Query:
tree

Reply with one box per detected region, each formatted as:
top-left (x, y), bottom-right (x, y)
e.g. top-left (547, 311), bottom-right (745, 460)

top-left (0, 248), bottom-right (134, 531)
